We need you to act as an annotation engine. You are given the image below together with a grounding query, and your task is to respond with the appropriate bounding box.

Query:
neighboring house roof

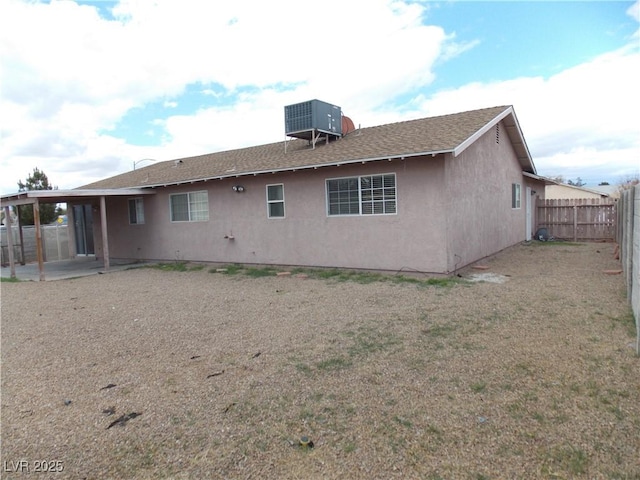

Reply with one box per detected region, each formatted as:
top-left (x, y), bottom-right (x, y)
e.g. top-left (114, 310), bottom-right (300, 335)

top-left (588, 185), bottom-right (619, 197)
top-left (81, 105), bottom-right (535, 190)
top-left (545, 181), bottom-right (611, 198)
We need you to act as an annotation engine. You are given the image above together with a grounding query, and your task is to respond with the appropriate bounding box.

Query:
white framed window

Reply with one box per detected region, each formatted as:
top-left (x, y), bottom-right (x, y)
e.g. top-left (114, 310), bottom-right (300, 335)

top-left (266, 184), bottom-right (285, 218)
top-left (326, 173), bottom-right (396, 216)
top-left (512, 183), bottom-right (521, 209)
top-left (128, 198), bottom-right (145, 225)
top-left (170, 191), bottom-right (209, 222)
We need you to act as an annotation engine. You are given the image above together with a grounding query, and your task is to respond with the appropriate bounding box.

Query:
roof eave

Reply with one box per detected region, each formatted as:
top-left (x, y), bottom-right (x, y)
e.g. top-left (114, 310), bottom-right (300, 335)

top-left (135, 149), bottom-right (454, 189)
top-left (1, 188), bottom-right (154, 207)
top-left (452, 106), bottom-right (536, 174)
top-left (523, 172), bottom-right (555, 185)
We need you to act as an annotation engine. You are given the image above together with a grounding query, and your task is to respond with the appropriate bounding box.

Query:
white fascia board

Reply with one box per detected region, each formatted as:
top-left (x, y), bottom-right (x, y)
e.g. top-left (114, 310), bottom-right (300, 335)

top-left (503, 108), bottom-right (536, 173)
top-left (139, 150), bottom-right (453, 189)
top-left (69, 189), bottom-right (156, 196)
top-left (1, 188), bottom-right (155, 207)
top-left (452, 106), bottom-right (536, 174)
top-left (452, 106), bottom-right (513, 157)
top-left (1, 188), bottom-right (154, 198)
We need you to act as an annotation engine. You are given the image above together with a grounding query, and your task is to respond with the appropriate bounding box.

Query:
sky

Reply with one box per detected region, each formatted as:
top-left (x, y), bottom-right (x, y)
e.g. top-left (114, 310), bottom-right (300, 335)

top-left (1, 0), bottom-right (639, 195)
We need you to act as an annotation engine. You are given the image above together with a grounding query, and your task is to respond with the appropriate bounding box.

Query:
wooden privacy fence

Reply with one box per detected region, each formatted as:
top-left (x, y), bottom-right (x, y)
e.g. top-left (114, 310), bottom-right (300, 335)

top-left (536, 198), bottom-right (617, 242)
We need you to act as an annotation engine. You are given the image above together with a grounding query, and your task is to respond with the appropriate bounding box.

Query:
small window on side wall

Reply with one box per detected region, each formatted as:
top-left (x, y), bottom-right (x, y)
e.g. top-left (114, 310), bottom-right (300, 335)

top-left (128, 198), bottom-right (145, 224)
top-left (512, 183), bottom-right (521, 209)
top-left (267, 184), bottom-right (285, 218)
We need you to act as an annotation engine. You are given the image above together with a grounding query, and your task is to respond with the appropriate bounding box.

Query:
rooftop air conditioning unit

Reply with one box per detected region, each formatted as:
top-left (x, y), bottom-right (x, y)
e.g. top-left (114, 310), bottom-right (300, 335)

top-left (284, 99), bottom-right (342, 140)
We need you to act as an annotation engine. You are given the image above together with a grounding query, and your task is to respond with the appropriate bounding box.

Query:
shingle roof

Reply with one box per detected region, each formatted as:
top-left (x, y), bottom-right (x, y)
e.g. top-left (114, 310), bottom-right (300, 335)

top-left (81, 105), bottom-right (534, 189)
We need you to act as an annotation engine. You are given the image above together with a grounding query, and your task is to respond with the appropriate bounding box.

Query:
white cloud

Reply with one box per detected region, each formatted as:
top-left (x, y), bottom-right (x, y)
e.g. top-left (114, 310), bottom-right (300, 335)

top-left (0, 0), bottom-right (448, 191)
top-left (628, 1), bottom-right (640, 45)
top-left (439, 35), bottom-right (481, 62)
top-left (0, 0), bottom-right (638, 194)
top-left (402, 44), bottom-right (640, 184)
top-left (628, 1), bottom-right (640, 23)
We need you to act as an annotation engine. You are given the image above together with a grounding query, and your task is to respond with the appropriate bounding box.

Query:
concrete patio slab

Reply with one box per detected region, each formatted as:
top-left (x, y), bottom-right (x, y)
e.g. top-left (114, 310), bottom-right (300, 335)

top-left (1, 257), bottom-right (151, 281)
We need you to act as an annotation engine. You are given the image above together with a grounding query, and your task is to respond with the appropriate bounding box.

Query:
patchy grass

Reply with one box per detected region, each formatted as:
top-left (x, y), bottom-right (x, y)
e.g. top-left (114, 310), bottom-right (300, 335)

top-left (212, 263), bottom-right (243, 275)
top-left (290, 327), bottom-right (401, 376)
top-left (470, 381), bottom-right (487, 393)
top-left (145, 262), bottom-right (204, 272)
top-left (292, 267), bottom-right (462, 287)
top-left (343, 442), bottom-right (357, 453)
top-left (208, 263), bottom-right (463, 287)
top-left (609, 311), bottom-right (638, 339)
top-left (344, 327), bottom-right (401, 357)
top-left (244, 266), bottom-right (278, 278)
top-left (3, 242), bottom-right (637, 479)
top-left (157, 262), bottom-right (189, 271)
top-left (293, 361), bottom-right (313, 375)
top-left (392, 415), bottom-right (413, 428)
top-left (1, 276), bottom-right (22, 282)
top-left (295, 268), bottom-right (385, 283)
top-left (315, 356), bottom-right (352, 371)
top-left (421, 322), bottom-right (458, 339)
top-left (542, 444), bottom-right (590, 476)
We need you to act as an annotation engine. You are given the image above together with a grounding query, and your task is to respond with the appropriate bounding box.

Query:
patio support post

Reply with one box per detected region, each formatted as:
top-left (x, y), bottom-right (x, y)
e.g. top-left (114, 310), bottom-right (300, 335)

top-left (4, 206), bottom-right (16, 278)
top-left (100, 196), bottom-right (110, 271)
top-left (33, 199), bottom-right (45, 281)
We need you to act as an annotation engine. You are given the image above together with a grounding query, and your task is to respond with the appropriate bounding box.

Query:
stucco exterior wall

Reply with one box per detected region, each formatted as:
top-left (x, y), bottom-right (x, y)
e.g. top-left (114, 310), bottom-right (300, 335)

top-left (96, 122), bottom-right (542, 273)
top-left (104, 157), bottom-right (451, 272)
top-left (443, 121), bottom-right (530, 271)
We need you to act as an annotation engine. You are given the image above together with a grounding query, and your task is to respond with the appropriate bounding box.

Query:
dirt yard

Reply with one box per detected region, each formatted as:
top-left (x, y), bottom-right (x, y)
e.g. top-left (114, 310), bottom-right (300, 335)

top-left (1, 242), bottom-right (638, 479)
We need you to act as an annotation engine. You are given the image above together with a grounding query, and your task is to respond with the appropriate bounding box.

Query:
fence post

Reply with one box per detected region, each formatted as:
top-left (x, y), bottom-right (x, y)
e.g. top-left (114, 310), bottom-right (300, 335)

top-left (573, 205), bottom-right (578, 242)
top-left (631, 186), bottom-right (639, 355)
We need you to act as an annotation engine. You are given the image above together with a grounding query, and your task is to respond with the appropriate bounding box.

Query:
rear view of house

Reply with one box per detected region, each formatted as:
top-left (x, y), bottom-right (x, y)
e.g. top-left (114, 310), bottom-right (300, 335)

top-left (3, 104), bottom-right (546, 275)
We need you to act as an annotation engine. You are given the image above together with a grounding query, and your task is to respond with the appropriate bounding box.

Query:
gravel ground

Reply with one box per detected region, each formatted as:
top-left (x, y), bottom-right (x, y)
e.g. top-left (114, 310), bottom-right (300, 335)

top-left (1, 242), bottom-right (638, 479)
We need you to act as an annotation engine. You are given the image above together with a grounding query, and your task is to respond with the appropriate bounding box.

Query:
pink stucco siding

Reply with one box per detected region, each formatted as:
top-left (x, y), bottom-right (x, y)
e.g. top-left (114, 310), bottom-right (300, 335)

top-left (100, 158), bottom-right (454, 272)
top-left (444, 121), bottom-right (529, 271)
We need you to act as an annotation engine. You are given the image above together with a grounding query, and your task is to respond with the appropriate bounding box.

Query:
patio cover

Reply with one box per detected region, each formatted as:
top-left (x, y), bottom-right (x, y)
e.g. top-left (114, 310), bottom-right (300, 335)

top-left (1, 189), bottom-right (154, 281)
